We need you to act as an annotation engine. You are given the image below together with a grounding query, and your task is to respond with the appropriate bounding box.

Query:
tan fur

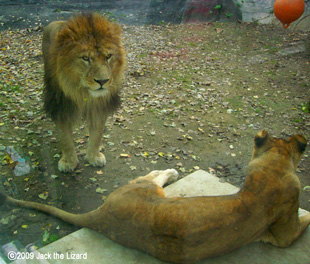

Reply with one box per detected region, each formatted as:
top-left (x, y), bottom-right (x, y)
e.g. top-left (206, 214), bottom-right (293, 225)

top-left (1, 131), bottom-right (310, 264)
top-left (42, 13), bottom-right (126, 172)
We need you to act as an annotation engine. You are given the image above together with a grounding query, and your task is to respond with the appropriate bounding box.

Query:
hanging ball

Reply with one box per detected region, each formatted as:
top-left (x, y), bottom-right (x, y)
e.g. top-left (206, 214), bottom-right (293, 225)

top-left (274, 0), bottom-right (305, 28)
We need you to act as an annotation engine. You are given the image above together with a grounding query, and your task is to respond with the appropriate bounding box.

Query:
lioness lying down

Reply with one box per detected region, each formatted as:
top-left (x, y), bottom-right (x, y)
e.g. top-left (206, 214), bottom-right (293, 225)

top-left (1, 131), bottom-right (310, 264)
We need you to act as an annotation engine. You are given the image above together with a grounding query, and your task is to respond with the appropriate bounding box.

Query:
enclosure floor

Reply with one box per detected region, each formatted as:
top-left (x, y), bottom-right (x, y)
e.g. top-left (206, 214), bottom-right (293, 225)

top-left (14, 170), bottom-right (310, 264)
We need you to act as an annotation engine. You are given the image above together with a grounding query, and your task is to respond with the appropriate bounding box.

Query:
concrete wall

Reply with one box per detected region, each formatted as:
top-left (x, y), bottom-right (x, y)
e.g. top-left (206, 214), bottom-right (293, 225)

top-left (0, 0), bottom-right (309, 30)
top-left (235, 0), bottom-right (310, 31)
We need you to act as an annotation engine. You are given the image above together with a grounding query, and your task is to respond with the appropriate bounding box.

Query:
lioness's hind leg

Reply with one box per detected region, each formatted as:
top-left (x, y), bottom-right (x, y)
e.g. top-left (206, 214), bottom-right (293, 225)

top-left (259, 211), bottom-right (310, 247)
top-left (152, 169), bottom-right (179, 187)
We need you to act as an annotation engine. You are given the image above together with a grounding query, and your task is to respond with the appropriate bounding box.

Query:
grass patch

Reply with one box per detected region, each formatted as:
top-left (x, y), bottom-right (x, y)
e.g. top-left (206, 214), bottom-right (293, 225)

top-left (301, 102), bottom-right (310, 113)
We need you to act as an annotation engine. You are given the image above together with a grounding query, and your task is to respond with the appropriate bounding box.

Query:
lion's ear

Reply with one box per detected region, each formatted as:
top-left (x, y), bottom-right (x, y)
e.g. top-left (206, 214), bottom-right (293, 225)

top-left (254, 130), bottom-right (269, 148)
top-left (291, 135), bottom-right (307, 153)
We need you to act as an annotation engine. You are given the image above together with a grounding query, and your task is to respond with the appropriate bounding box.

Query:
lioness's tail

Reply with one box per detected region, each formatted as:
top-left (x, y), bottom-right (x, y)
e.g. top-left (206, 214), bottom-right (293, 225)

top-left (0, 193), bottom-right (90, 228)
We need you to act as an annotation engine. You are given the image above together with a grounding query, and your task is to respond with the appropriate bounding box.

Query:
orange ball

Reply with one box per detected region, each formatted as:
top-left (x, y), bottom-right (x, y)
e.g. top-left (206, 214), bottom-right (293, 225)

top-left (274, 0), bottom-right (305, 28)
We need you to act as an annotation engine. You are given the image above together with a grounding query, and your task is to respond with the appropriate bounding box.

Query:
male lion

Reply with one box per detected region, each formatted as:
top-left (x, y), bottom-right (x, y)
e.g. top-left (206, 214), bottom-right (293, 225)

top-left (42, 13), bottom-right (126, 172)
top-left (1, 131), bottom-right (310, 263)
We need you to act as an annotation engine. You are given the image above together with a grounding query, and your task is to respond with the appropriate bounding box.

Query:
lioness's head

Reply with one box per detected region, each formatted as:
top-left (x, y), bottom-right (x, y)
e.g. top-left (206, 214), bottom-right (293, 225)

top-left (252, 130), bottom-right (307, 168)
top-left (54, 13), bottom-right (125, 99)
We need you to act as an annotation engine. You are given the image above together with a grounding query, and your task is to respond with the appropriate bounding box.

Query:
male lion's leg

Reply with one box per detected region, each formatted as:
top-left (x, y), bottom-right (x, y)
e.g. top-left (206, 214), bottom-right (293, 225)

top-left (57, 122), bottom-right (78, 172)
top-left (86, 117), bottom-right (107, 167)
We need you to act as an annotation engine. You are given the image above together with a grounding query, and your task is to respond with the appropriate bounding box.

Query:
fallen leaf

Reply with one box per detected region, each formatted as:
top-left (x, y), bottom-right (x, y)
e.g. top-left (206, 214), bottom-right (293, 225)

top-left (42, 230), bottom-right (49, 242)
top-left (179, 167), bottom-right (186, 173)
top-left (120, 153), bottom-right (131, 158)
top-left (38, 192), bottom-right (49, 200)
top-left (96, 188), bottom-right (107, 194)
top-left (0, 215), bottom-right (17, 225)
top-left (130, 166), bottom-right (137, 171)
top-left (89, 177), bottom-right (97, 182)
top-left (209, 167), bottom-right (215, 174)
top-left (198, 128), bottom-right (205, 133)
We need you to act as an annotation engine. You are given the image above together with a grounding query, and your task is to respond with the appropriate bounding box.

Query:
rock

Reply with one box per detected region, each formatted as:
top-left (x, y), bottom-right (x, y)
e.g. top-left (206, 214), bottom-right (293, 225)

top-left (237, 0), bottom-right (310, 31)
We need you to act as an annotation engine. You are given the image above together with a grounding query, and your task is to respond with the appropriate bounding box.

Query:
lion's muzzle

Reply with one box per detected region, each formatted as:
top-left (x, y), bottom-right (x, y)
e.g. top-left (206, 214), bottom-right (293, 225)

top-left (94, 79), bottom-right (110, 88)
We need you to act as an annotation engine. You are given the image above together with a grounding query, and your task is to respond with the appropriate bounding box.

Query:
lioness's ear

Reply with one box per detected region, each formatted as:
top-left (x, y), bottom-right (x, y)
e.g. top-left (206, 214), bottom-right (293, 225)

top-left (254, 130), bottom-right (269, 148)
top-left (292, 135), bottom-right (307, 153)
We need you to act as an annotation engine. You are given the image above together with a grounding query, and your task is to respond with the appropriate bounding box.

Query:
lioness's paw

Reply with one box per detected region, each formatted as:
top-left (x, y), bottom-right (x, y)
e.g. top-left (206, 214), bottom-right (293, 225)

top-left (147, 170), bottom-right (163, 178)
top-left (129, 170), bottom-right (163, 184)
top-left (162, 169), bottom-right (179, 184)
top-left (58, 156), bottom-right (78, 173)
top-left (86, 152), bottom-right (106, 167)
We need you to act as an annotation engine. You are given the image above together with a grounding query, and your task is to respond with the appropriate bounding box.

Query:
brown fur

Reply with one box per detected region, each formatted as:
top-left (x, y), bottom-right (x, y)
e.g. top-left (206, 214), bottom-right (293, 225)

top-left (1, 131), bottom-right (310, 264)
top-left (42, 13), bottom-right (126, 172)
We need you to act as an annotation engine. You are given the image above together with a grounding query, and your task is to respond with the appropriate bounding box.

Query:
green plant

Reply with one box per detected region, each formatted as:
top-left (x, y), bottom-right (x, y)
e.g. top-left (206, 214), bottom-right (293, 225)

top-left (42, 230), bottom-right (59, 245)
top-left (0, 82), bottom-right (23, 93)
top-left (301, 102), bottom-right (310, 113)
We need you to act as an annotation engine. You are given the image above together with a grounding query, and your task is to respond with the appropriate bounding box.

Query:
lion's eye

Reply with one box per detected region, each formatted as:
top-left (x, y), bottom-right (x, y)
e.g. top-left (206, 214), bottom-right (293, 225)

top-left (82, 56), bottom-right (90, 62)
top-left (106, 54), bottom-right (112, 60)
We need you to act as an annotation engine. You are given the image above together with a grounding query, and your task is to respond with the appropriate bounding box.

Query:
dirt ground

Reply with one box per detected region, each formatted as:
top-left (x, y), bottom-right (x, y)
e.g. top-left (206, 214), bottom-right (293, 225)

top-left (0, 22), bottom-right (309, 249)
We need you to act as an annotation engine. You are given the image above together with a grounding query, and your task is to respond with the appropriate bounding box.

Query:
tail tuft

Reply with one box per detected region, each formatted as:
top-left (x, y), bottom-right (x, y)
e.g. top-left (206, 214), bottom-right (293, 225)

top-left (0, 193), bottom-right (7, 207)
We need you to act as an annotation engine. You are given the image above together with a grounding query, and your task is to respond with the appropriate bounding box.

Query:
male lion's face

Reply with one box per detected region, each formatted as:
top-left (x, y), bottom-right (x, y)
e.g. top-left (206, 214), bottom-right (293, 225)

top-left (56, 14), bottom-right (125, 99)
top-left (76, 48), bottom-right (115, 98)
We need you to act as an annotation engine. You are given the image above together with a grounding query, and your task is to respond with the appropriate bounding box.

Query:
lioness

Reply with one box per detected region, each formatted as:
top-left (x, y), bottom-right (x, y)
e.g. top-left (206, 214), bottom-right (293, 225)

top-left (42, 13), bottom-right (126, 172)
top-left (1, 131), bottom-right (310, 264)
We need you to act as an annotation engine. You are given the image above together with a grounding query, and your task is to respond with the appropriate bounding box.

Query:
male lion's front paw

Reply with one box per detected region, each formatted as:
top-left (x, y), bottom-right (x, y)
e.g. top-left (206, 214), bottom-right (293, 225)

top-left (58, 156), bottom-right (78, 173)
top-left (86, 152), bottom-right (106, 167)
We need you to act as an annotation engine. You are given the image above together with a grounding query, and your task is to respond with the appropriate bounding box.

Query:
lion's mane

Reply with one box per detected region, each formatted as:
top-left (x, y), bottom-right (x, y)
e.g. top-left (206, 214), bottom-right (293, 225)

top-left (43, 13), bottom-right (126, 126)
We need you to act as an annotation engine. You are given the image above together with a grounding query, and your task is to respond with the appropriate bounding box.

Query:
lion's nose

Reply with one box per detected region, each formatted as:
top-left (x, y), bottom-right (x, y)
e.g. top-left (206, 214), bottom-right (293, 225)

top-left (94, 79), bottom-right (109, 87)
